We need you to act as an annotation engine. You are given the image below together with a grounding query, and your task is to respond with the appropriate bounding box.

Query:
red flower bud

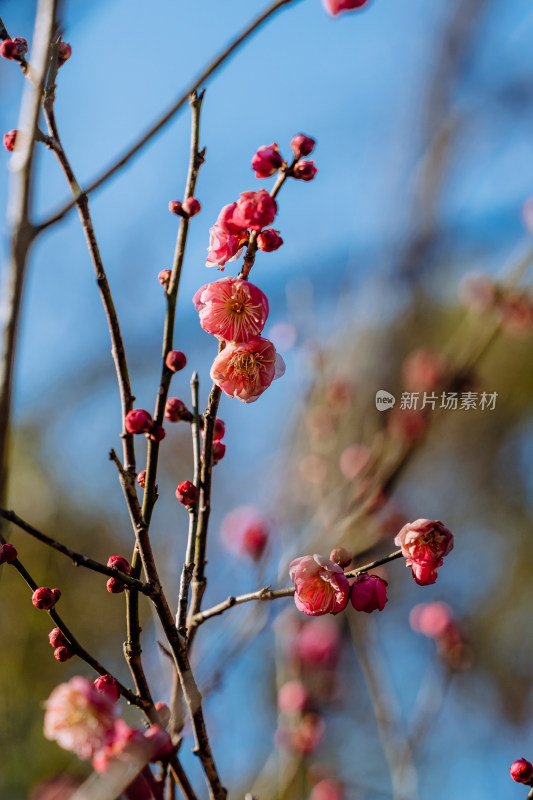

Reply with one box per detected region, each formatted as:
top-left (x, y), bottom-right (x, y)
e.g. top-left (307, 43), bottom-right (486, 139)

top-left (292, 160), bottom-right (318, 182)
top-left (54, 646), bottom-right (73, 662)
top-left (212, 440), bottom-right (226, 464)
top-left (124, 409), bottom-right (153, 434)
top-left (252, 144), bottom-right (284, 178)
top-left (51, 588), bottom-right (62, 603)
top-left (106, 577), bottom-right (125, 594)
top-left (182, 197), bottom-right (201, 217)
top-left (351, 574), bottom-right (388, 613)
top-left (200, 417), bottom-right (225, 439)
top-left (165, 397), bottom-right (193, 423)
top-left (107, 555), bottom-right (131, 574)
top-left (290, 134), bottom-right (315, 159)
top-left (257, 229), bottom-right (283, 252)
top-left (0, 542), bottom-right (18, 563)
top-left (3, 130), bottom-right (17, 152)
top-left (510, 759), bottom-right (533, 785)
top-left (329, 547), bottom-right (352, 568)
top-left (165, 350), bottom-right (187, 372)
top-left (137, 470), bottom-right (147, 488)
top-left (93, 674), bottom-right (120, 703)
top-left (168, 200), bottom-right (184, 216)
top-left (158, 269), bottom-right (172, 289)
top-left (48, 627), bottom-right (68, 648)
top-left (57, 42), bottom-right (72, 67)
top-left (32, 587), bottom-right (57, 610)
top-left (176, 480), bottom-right (198, 507)
top-left (0, 38), bottom-right (28, 60)
top-left (149, 424), bottom-right (166, 442)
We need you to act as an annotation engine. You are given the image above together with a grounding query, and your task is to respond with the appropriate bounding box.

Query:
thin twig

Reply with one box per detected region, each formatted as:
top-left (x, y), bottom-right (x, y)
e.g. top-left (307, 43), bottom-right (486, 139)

top-left (0, 508), bottom-right (153, 594)
top-left (36, 0), bottom-right (302, 233)
top-left (0, 0), bottom-right (57, 510)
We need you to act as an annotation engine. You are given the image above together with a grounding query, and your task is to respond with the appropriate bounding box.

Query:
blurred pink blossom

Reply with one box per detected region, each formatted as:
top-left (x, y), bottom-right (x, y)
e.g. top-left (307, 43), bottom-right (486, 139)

top-left (292, 618), bottom-right (342, 667)
top-left (310, 779), bottom-right (345, 800)
top-left (221, 506), bottom-right (270, 561)
top-left (278, 680), bottom-right (310, 715)
top-left (402, 348), bottom-right (446, 392)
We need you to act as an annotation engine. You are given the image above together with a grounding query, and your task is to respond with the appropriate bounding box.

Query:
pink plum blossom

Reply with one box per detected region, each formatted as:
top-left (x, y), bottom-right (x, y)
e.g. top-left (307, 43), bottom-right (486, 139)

top-left (402, 348), bottom-right (446, 392)
top-left (510, 759), bottom-right (533, 785)
top-left (394, 518), bottom-right (453, 585)
top-left (289, 555), bottom-right (350, 616)
top-left (210, 337), bottom-right (285, 403)
top-left (231, 190), bottom-right (277, 232)
top-left (290, 134), bottom-right (315, 159)
top-left (44, 676), bottom-right (117, 760)
top-left (323, 0), bottom-right (370, 15)
top-left (206, 225), bottom-right (247, 269)
top-left (292, 618), bottom-right (341, 667)
top-left (221, 506), bottom-right (270, 560)
top-left (278, 680), bottom-right (310, 715)
top-left (193, 276), bottom-right (269, 343)
top-left (252, 143), bottom-right (284, 178)
top-left (310, 779), bottom-right (345, 800)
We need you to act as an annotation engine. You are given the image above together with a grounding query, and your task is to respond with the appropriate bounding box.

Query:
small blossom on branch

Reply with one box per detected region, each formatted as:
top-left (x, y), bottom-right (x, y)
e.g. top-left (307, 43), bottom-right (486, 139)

top-left (32, 587), bottom-right (60, 610)
top-left (350, 574), bottom-right (388, 613)
top-left (289, 554), bottom-right (350, 616)
top-left (257, 229), bottom-right (283, 252)
top-left (0, 541), bottom-right (17, 563)
top-left (292, 160), bottom-right (318, 182)
top-left (290, 134), bottom-right (315, 159)
top-left (158, 269), bottom-right (172, 289)
top-left (210, 336), bottom-right (285, 403)
top-left (57, 42), bottom-right (72, 67)
top-left (252, 143), bottom-right (284, 178)
top-left (193, 276), bottom-right (269, 342)
top-left (93, 674), bottom-right (120, 703)
top-left (232, 190), bottom-right (277, 231)
top-left (165, 350), bottom-right (187, 372)
top-left (176, 480), bottom-right (198, 507)
top-left (164, 397), bottom-right (192, 423)
top-left (0, 37), bottom-right (28, 60)
top-left (510, 758), bottom-right (533, 786)
top-left (394, 519), bottom-right (454, 585)
top-left (124, 409), bottom-right (153, 434)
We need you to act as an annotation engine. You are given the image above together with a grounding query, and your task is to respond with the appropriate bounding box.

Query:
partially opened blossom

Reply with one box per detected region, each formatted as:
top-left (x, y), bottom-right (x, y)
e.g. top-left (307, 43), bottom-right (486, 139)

top-left (206, 224), bottom-right (247, 269)
top-left (394, 519), bottom-right (454, 585)
top-left (215, 202), bottom-right (249, 236)
top-left (351, 574), bottom-right (388, 613)
top-left (290, 554), bottom-right (350, 616)
top-left (252, 143), bottom-right (284, 178)
top-left (323, 0), bottom-right (370, 15)
top-left (44, 676), bottom-right (117, 760)
top-left (193, 277), bottom-right (269, 342)
top-left (210, 337), bottom-right (285, 403)
top-left (231, 190), bottom-right (277, 231)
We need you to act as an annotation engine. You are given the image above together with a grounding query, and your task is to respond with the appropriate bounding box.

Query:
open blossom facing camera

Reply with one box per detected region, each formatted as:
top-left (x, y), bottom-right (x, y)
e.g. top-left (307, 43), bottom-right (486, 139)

top-left (394, 518), bottom-right (454, 585)
top-left (210, 337), bottom-right (285, 403)
top-left (44, 676), bottom-right (117, 760)
top-left (290, 554), bottom-right (350, 616)
top-left (193, 277), bottom-right (269, 342)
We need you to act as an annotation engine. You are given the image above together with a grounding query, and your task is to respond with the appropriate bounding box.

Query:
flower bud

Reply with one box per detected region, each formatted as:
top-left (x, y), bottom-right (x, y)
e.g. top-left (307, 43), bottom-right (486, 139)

top-left (0, 542), bottom-right (18, 564)
top-left (232, 190), bottom-right (277, 232)
top-left (168, 200), bottom-right (184, 216)
top-left (124, 409), bottom-right (153, 434)
top-left (158, 269), bottom-right (172, 289)
top-left (93, 674), bottom-right (120, 703)
top-left (57, 42), bottom-right (72, 67)
top-left (54, 646), bottom-right (73, 662)
top-left (323, 0), bottom-right (370, 15)
top-left (32, 587), bottom-right (57, 610)
top-left (165, 397), bottom-right (193, 423)
top-left (107, 555), bottom-right (131, 574)
top-left (165, 350), bottom-right (187, 372)
top-left (212, 440), bottom-right (226, 464)
top-left (3, 130), bottom-right (17, 152)
top-left (293, 160), bottom-right (318, 181)
top-left (290, 134), bottom-right (315, 159)
top-left (257, 229), bottom-right (283, 252)
top-left (182, 197), bottom-right (201, 217)
top-left (329, 547), bottom-right (352, 568)
top-left (0, 38), bottom-right (28, 60)
top-left (137, 470), bottom-right (147, 488)
top-left (510, 759), bottom-right (533, 785)
top-left (144, 725), bottom-right (174, 761)
top-left (278, 680), bottom-right (309, 715)
top-left (200, 417), bottom-right (225, 439)
top-left (176, 480), bottom-right (198, 507)
top-left (149, 424), bottom-right (166, 442)
top-left (351, 574), bottom-right (388, 613)
top-left (252, 143), bottom-right (284, 178)
top-left (106, 577), bottom-right (125, 594)
top-left (52, 588), bottom-right (62, 603)
top-left (49, 627), bottom-right (68, 647)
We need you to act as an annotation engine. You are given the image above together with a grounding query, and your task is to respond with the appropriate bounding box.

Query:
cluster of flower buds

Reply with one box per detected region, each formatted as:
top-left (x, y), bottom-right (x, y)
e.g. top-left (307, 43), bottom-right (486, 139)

top-left (194, 276), bottom-right (285, 403)
top-left (0, 37), bottom-right (28, 61)
top-left (169, 197), bottom-right (201, 218)
top-left (289, 520), bottom-right (454, 617)
top-left (251, 134), bottom-right (317, 184)
top-left (220, 506), bottom-right (269, 560)
top-left (48, 627), bottom-right (73, 662)
top-left (124, 408), bottom-right (165, 442)
top-left (106, 555), bottom-right (131, 594)
top-left (510, 758), bottom-right (533, 786)
top-left (32, 586), bottom-right (61, 610)
top-left (206, 191), bottom-right (278, 269)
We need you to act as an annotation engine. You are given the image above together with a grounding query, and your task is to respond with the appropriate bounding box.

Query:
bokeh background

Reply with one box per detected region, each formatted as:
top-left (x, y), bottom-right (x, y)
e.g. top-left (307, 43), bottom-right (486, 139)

top-left (1, 0), bottom-right (533, 797)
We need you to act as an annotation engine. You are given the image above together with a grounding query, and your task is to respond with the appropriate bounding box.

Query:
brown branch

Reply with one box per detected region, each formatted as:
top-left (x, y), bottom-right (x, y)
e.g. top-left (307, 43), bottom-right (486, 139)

top-left (190, 550), bottom-right (404, 628)
top-left (0, 508), bottom-right (153, 594)
top-left (36, 0), bottom-right (303, 233)
top-left (0, 0), bottom-right (57, 511)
